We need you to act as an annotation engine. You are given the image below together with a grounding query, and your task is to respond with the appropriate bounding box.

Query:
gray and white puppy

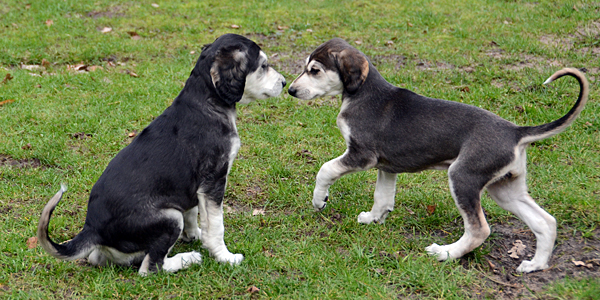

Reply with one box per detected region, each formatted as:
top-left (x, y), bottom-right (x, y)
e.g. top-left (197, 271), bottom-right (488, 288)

top-left (288, 38), bottom-right (589, 273)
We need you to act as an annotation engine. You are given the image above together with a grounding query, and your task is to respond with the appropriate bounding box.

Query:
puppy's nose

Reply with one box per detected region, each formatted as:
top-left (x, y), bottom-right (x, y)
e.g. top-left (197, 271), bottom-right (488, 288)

top-left (288, 86), bottom-right (297, 96)
top-left (281, 80), bottom-right (287, 88)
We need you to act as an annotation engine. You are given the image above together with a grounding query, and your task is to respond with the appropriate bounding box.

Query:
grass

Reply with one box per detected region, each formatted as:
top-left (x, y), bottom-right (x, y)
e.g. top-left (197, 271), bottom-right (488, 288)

top-left (1, 0), bottom-right (599, 298)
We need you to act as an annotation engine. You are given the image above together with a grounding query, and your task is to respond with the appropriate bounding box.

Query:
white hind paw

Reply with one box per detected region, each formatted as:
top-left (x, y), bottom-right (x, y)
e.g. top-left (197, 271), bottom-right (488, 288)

top-left (516, 260), bottom-right (548, 273)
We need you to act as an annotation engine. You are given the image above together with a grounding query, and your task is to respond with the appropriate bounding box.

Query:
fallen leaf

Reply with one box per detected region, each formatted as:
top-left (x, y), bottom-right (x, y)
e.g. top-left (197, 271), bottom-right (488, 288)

top-left (41, 59), bottom-right (50, 68)
top-left (25, 4), bottom-right (31, 9)
top-left (128, 131), bottom-right (137, 138)
top-left (277, 25), bottom-right (289, 31)
top-left (573, 4), bottom-right (579, 11)
top-left (354, 40), bottom-right (362, 45)
top-left (88, 66), bottom-right (103, 72)
top-left (407, 21), bottom-right (413, 27)
top-left (386, 40), bottom-right (394, 46)
top-left (127, 31), bottom-right (141, 40)
top-left (190, 50), bottom-right (196, 54)
top-left (21, 64), bottom-right (43, 71)
top-left (306, 29), bottom-right (313, 33)
top-left (459, 86), bottom-right (470, 93)
top-left (487, 260), bottom-right (496, 269)
top-left (252, 209), bottom-right (265, 216)
top-left (100, 27), bottom-right (112, 33)
top-left (127, 70), bottom-right (139, 77)
top-left (1, 73), bottom-right (13, 84)
top-left (572, 260), bottom-right (585, 266)
top-left (45, 19), bottom-right (53, 26)
top-left (68, 63), bottom-right (88, 72)
top-left (22, 143), bottom-right (32, 150)
top-left (27, 237), bottom-right (37, 249)
top-left (231, 24), bottom-right (240, 29)
top-left (508, 240), bottom-right (526, 259)
top-left (426, 204), bottom-right (436, 215)
top-left (151, 3), bottom-right (159, 8)
top-left (246, 286), bottom-right (260, 294)
top-left (0, 99), bottom-right (15, 106)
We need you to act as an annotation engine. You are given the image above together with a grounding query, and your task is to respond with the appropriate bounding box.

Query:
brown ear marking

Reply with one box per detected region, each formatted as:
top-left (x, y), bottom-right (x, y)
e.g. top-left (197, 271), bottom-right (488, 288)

top-left (334, 48), bottom-right (369, 94)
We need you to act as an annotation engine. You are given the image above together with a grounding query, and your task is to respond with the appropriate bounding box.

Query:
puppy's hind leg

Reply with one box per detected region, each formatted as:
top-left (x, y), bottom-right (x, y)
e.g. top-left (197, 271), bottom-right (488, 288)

top-left (139, 209), bottom-right (201, 275)
top-left (313, 151), bottom-right (376, 211)
top-left (426, 168), bottom-right (490, 261)
top-left (487, 174), bottom-right (556, 273)
top-left (358, 170), bottom-right (397, 224)
top-left (180, 205), bottom-right (202, 242)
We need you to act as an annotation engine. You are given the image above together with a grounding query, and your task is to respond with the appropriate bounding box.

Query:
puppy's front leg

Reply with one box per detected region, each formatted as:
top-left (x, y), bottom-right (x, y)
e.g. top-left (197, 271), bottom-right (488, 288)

top-left (313, 152), bottom-right (372, 211)
top-left (198, 190), bottom-right (243, 265)
top-left (358, 170), bottom-right (397, 224)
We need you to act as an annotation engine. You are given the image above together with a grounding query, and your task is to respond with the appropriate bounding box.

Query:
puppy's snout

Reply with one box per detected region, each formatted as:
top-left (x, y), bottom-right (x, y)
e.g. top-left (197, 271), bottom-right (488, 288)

top-left (288, 86), bottom-right (297, 97)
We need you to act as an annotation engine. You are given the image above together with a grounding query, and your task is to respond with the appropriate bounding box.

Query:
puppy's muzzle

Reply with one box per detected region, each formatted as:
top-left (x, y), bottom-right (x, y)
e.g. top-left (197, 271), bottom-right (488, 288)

top-left (288, 86), bottom-right (297, 97)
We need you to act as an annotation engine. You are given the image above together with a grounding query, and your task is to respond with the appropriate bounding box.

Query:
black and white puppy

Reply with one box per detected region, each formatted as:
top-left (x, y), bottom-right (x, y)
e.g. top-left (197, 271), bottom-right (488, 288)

top-left (38, 34), bottom-right (286, 275)
top-left (288, 38), bottom-right (589, 273)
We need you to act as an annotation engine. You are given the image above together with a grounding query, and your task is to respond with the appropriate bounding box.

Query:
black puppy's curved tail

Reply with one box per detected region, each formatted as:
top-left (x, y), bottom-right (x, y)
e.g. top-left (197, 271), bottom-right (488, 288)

top-left (37, 185), bottom-right (97, 260)
top-left (518, 68), bottom-right (589, 145)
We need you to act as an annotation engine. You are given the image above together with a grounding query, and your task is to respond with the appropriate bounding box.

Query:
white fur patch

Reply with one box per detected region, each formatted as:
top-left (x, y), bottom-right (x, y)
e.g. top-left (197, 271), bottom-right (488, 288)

top-left (239, 51), bottom-right (285, 104)
top-left (289, 60), bottom-right (344, 100)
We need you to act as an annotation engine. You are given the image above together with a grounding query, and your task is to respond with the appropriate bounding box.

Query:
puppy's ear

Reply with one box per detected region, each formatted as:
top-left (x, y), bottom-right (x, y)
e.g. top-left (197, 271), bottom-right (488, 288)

top-left (334, 48), bottom-right (369, 94)
top-left (210, 46), bottom-right (248, 105)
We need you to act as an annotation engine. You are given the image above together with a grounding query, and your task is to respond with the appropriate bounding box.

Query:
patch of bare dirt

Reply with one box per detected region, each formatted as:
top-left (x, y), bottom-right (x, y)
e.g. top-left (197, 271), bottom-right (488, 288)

top-left (86, 5), bottom-right (127, 19)
top-left (0, 154), bottom-right (42, 168)
top-left (457, 218), bottom-right (599, 298)
top-left (415, 60), bottom-right (455, 71)
top-left (371, 54), bottom-right (407, 70)
top-left (539, 20), bottom-right (600, 56)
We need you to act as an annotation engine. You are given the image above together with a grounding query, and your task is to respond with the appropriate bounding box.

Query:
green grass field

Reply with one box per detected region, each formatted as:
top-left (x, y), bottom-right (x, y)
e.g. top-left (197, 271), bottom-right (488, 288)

top-left (1, 0), bottom-right (599, 298)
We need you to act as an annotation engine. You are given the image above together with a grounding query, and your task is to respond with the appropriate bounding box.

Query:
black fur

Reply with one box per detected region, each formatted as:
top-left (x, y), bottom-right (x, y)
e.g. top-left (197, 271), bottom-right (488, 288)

top-left (38, 34), bottom-right (267, 272)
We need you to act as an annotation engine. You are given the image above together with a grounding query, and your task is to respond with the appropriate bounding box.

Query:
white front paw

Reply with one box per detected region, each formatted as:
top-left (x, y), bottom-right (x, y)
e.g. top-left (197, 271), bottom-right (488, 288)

top-left (312, 194), bottom-right (329, 211)
top-left (215, 252), bottom-right (244, 265)
top-left (516, 260), bottom-right (548, 273)
top-left (425, 243), bottom-right (450, 261)
top-left (357, 211), bottom-right (375, 224)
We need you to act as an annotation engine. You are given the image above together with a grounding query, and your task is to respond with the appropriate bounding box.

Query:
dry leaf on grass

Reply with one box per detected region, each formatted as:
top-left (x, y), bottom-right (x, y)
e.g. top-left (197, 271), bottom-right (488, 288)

top-left (231, 24), bottom-right (240, 29)
top-left (45, 19), bottom-right (53, 26)
top-left (68, 63), bottom-right (87, 72)
top-left (127, 31), bottom-right (141, 40)
top-left (252, 209), bottom-right (265, 216)
top-left (426, 204), bottom-right (436, 215)
top-left (508, 240), bottom-right (526, 258)
top-left (100, 27), bottom-right (112, 33)
top-left (27, 237), bottom-right (38, 249)
top-left (246, 286), bottom-right (260, 294)
top-left (1, 73), bottom-right (13, 84)
top-left (0, 99), bottom-right (15, 106)
top-left (151, 3), bottom-right (159, 8)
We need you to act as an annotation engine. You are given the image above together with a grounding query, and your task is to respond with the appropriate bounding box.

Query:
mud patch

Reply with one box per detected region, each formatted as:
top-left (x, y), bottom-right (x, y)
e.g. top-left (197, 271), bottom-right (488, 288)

top-left (460, 219), bottom-right (599, 298)
top-left (0, 154), bottom-right (42, 168)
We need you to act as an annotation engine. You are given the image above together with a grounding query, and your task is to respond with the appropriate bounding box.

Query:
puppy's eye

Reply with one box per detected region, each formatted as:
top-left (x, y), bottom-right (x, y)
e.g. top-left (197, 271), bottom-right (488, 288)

top-left (262, 64), bottom-right (268, 70)
top-left (309, 68), bottom-right (320, 75)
